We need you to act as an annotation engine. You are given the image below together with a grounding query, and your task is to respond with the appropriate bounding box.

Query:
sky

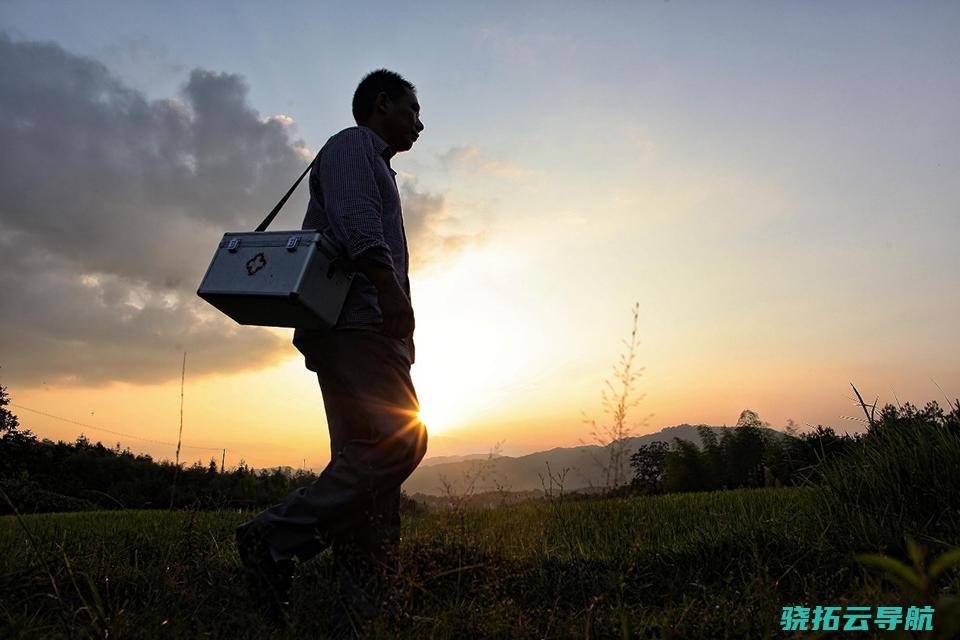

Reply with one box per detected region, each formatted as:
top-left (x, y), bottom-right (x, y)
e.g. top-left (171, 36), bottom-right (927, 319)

top-left (1, 1), bottom-right (958, 470)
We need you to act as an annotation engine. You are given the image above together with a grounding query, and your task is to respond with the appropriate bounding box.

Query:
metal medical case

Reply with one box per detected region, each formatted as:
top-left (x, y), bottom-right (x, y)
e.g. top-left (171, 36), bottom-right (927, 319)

top-left (196, 229), bottom-right (353, 329)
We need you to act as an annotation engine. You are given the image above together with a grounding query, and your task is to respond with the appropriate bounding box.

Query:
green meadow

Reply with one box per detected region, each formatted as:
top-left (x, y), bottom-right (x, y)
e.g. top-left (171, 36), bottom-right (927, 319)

top-left (3, 395), bottom-right (959, 638)
top-left (2, 482), bottom-right (958, 639)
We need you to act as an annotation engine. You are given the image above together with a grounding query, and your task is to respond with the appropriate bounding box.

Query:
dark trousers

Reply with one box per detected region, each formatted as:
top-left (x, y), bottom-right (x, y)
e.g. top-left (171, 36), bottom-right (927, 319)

top-left (243, 329), bottom-right (427, 619)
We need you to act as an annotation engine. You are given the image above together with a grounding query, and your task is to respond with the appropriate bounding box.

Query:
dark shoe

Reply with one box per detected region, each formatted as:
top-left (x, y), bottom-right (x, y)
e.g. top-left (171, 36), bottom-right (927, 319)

top-left (236, 521), bottom-right (295, 629)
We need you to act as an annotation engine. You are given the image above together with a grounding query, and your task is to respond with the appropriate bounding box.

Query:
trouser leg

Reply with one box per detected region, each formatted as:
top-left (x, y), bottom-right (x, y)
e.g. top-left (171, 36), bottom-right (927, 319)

top-left (242, 330), bottom-right (427, 566)
top-left (327, 378), bottom-right (403, 622)
top-left (331, 486), bottom-right (402, 622)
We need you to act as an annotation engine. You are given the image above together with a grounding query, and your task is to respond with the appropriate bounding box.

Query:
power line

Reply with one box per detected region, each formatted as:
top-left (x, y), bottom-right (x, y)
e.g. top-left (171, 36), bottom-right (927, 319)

top-left (9, 402), bottom-right (224, 452)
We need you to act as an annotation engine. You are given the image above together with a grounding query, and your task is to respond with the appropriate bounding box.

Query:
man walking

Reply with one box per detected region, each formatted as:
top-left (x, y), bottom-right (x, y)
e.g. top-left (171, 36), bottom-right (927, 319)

top-left (236, 69), bottom-right (428, 636)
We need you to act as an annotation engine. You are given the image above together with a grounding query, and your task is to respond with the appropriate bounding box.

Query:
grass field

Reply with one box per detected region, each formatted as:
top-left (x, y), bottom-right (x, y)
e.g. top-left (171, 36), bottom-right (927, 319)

top-left (3, 485), bottom-right (956, 639)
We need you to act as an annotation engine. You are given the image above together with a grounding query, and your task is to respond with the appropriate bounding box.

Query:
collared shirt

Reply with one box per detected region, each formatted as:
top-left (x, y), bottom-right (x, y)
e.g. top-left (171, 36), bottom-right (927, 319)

top-left (300, 125), bottom-right (411, 329)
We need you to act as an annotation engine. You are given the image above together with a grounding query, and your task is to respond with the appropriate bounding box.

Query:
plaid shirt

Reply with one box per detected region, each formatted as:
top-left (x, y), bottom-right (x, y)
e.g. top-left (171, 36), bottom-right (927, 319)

top-left (300, 125), bottom-right (411, 330)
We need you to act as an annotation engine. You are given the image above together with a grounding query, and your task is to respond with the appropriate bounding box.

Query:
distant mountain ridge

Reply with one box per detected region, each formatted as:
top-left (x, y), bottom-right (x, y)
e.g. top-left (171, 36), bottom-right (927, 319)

top-left (404, 424), bottom-right (786, 496)
top-left (418, 453), bottom-right (503, 467)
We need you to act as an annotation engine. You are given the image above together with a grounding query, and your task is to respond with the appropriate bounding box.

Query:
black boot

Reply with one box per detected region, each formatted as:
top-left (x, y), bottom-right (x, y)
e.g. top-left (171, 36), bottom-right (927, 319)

top-left (236, 521), bottom-right (296, 630)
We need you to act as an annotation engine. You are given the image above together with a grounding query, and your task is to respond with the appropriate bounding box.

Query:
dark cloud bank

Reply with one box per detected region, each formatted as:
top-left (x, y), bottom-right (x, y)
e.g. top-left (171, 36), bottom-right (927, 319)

top-left (0, 34), bottom-right (452, 387)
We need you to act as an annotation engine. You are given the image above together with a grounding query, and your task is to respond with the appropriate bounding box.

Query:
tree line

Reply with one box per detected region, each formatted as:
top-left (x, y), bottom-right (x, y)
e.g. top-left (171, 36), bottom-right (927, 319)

top-left (626, 403), bottom-right (960, 495)
top-left (0, 384), bottom-right (419, 514)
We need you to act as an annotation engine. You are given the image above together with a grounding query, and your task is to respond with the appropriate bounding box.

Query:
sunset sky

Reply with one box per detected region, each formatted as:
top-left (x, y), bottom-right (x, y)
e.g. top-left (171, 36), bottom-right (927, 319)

top-left (1, 2), bottom-right (958, 471)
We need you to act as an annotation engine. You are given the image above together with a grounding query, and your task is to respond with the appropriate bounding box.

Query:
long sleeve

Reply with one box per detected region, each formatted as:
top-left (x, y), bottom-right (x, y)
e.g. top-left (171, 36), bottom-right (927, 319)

top-left (318, 129), bottom-right (394, 270)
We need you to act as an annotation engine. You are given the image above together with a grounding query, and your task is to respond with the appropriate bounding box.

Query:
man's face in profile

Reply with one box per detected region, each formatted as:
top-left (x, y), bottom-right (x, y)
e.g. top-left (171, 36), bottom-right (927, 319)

top-left (380, 88), bottom-right (423, 153)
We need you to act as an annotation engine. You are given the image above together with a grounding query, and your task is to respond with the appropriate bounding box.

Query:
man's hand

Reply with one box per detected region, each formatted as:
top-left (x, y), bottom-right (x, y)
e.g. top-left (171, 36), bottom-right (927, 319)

top-left (355, 258), bottom-right (415, 338)
top-left (376, 282), bottom-right (415, 338)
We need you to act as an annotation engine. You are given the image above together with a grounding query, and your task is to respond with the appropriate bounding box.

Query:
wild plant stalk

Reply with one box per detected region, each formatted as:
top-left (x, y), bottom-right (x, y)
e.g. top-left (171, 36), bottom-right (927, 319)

top-left (850, 382), bottom-right (878, 428)
top-left (581, 302), bottom-right (648, 491)
top-left (0, 487), bottom-right (75, 636)
top-left (816, 390), bottom-right (960, 548)
top-left (169, 352), bottom-right (186, 510)
top-left (537, 462), bottom-right (594, 622)
top-left (438, 441), bottom-right (504, 511)
top-left (434, 442), bottom-right (503, 606)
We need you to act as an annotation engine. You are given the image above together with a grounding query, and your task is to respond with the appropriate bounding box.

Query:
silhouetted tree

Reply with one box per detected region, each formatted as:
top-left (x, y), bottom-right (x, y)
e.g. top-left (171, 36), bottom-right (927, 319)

top-left (0, 386), bottom-right (38, 478)
top-left (697, 426), bottom-right (724, 490)
top-left (663, 439), bottom-right (710, 492)
top-left (635, 410), bottom-right (860, 493)
top-left (760, 432), bottom-right (792, 487)
top-left (723, 411), bottom-right (767, 488)
top-left (735, 409), bottom-right (767, 430)
top-left (0, 384), bottom-right (19, 435)
top-left (629, 441), bottom-right (668, 494)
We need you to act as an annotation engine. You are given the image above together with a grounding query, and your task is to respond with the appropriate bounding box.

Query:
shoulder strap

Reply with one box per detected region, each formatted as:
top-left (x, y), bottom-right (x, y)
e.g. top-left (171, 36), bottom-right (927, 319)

top-left (255, 154), bottom-right (318, 232)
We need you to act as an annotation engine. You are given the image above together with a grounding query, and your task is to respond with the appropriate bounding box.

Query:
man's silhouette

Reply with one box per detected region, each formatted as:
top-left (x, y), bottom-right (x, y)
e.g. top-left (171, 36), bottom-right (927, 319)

top-left (236, 69), bottom-right (428, 636)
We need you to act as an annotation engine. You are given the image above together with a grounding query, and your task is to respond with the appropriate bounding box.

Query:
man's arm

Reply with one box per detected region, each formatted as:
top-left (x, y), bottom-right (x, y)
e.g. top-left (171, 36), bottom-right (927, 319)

top-left (318, 129), bottom-right (413, 337)
top-left (319, 129), bottom-right (391, 259)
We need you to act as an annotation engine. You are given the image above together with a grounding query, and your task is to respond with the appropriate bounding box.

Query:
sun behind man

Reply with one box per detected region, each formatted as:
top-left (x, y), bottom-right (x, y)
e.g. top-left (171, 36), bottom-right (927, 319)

top-left (235, 69), bottom-right (428, 636)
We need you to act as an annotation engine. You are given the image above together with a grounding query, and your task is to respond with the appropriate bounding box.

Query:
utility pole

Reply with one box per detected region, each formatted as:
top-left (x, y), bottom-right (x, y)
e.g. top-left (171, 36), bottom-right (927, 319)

top-left (221, 448), bottom-right (226, 474)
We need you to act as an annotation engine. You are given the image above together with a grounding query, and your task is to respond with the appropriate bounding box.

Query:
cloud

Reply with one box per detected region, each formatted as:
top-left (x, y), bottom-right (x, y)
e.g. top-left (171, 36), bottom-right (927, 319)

top-left (475, 159), bottom-right (538, 180)
top-left (398, 175), bottom-right (483, 270)
top-left (438, 144), bottom-right (480, 166)
top-left (437, 143), bottom-right (539, 181)
top-left (263, 113), bottom-right (295, 128)
top-left (0, 34), bottom-right (314, 387)
top-left (0, 34), bottom-right (482, 388)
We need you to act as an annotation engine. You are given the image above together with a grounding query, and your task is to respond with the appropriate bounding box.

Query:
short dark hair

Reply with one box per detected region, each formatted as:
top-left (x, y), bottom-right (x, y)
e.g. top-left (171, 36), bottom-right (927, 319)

top-left (352, 69), bottom-right (415, 124)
